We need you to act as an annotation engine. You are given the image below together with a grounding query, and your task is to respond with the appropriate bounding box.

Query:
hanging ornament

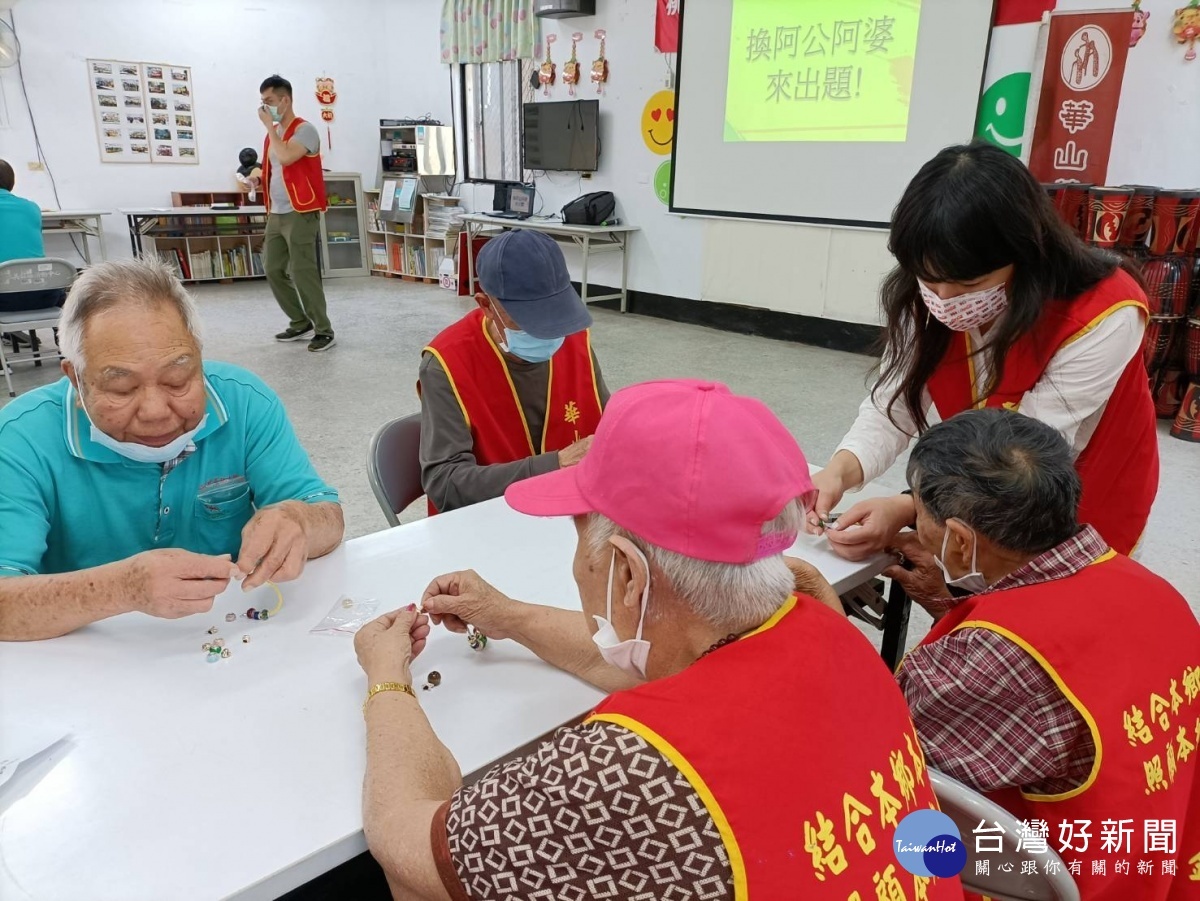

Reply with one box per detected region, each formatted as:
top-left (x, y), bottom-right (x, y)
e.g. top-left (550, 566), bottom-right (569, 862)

top-left (562, 32), bottom-right (582, 96)
top-left (1130, 0), bottom-right (1150, 47)
top-left (315, 76), bottom-right (337, 150)
top-left (591, 29), bottom-right (609, 94)
top-left (314, 76), bottom-right (337, 106)
top-left (1174, 0), bottom-right (1200, 61)
top-left (539, 34), bottom-right (557, 96)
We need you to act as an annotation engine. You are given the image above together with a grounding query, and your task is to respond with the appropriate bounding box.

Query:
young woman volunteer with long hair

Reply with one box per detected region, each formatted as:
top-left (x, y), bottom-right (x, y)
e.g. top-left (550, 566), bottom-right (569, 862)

top-left (808, 142), bottom-right (1158, 561)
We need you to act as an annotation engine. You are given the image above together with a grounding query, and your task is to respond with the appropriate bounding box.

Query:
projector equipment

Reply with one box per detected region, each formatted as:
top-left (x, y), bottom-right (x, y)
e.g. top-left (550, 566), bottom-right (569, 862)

top-left (534, 0), bottom-right (595, 18)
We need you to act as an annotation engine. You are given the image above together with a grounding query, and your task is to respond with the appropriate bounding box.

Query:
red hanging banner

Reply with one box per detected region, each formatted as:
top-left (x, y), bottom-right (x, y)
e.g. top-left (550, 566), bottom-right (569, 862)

top-left (994, 0), bottom-right (1058, 27)
top-left (655, 0), bottom-right (679, 53)
top-left (1027, 9), bottom-right (1134, 185)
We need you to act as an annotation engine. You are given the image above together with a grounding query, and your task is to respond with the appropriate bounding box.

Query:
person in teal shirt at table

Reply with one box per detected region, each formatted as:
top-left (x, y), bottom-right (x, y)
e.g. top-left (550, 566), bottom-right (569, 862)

top-left (0, 257), bottom-right (345, 641)
top-left (0, 157), bottom-right (67, 314)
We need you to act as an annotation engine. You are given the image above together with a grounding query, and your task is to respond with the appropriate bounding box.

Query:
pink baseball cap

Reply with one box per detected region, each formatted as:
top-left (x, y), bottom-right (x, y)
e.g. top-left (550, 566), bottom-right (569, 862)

top-left (504, 379), bottom-right (816, 564)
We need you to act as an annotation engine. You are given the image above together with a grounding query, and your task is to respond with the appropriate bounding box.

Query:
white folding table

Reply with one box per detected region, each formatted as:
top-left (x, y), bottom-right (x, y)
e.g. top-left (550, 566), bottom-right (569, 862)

top-left (40, 210), bottom-right (110, 264)
top-left (460, 213), bottom-right (638, 313)
top-left (0, 485), bottom-right (895, 901)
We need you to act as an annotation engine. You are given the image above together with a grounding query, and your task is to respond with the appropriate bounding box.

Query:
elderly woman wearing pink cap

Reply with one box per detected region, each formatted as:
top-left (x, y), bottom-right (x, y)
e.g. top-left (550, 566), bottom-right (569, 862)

top-left (352, 380), bottom-right (963, 901)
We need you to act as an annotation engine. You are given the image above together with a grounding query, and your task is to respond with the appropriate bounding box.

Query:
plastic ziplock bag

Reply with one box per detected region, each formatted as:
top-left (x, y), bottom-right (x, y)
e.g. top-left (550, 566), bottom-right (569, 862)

top-left (310, 596), bottom-right (380, 637)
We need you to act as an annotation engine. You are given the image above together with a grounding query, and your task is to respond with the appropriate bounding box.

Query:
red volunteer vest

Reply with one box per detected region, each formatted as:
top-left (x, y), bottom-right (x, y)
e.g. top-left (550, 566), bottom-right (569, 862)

top-left (921, 552), bottom-right (1200, 901)
top-left (262, 117), bottom-right (327, 214)
top-left (926, 269), bottom-right (1157, 555)
top-left (592, 596), bottom-right (964, 900)
top-left (422, 308), bottom-right (603, 513)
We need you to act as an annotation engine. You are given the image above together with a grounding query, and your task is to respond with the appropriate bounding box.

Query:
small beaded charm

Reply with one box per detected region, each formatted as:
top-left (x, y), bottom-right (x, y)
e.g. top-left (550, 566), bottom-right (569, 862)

top-left (207, 626), bottom-right (219, 635)
top-left (242, 635), bottom-right (250, 643)
top-left (203, 642), bottom-right (213, 652)
top-left (220, 648), bottom-right (231, 659)
top-left (467, 626), bottom-right (488, 651)
top-left (225, 612), bottom-right (236, 622)
top-left (215, 638), bottom-right (225, 648)
top-left (427, 671), bottom-right (442, 687)
top-left (258, 608), bottom-right (269, 621)
top-left (246, 607), bottom-right (257, 620)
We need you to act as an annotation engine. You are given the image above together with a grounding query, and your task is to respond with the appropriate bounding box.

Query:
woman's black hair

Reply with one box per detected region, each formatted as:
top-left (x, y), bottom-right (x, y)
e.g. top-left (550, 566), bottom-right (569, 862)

top-left (874, 141), bottom-right (1125, 432)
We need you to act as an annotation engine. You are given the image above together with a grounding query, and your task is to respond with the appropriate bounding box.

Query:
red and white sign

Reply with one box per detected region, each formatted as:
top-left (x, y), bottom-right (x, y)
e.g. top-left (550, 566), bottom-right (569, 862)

top-left (1027, 10), bottom-right (1134, 185)
top-left (655, 0), bottom-right (679, 53)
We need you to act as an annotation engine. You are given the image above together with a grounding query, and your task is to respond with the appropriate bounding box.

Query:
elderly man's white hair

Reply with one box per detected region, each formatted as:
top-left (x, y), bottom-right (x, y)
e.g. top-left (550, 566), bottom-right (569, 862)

top-left (586, 499), bottom-right (805, 628)
top-left (59, 258), bottom-right (203, 374)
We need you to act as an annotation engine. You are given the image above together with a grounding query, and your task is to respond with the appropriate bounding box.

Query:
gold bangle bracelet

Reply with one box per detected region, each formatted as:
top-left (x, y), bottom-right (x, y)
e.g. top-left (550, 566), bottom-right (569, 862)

top-left (363, 682), bottom-right (416, 713)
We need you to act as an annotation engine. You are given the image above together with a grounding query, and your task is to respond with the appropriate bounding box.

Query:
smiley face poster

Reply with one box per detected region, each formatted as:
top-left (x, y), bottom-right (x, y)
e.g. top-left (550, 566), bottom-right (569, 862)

top-left (641, 90), bottom-right (676, 155)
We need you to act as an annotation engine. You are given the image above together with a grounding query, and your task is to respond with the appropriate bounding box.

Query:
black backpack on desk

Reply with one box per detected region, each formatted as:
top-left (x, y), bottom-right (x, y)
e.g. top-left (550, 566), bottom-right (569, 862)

top-left (561, 191), bottom-right (615, 225)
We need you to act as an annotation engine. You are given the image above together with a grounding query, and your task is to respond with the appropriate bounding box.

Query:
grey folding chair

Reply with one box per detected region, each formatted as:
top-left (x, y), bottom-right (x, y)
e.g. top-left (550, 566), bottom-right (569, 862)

top-left (929, 768), bottom-right (1080, 901)
top-left (0, 258), bottom-right (76, 397)
top-left (366, 413), bottom-right (424, 527)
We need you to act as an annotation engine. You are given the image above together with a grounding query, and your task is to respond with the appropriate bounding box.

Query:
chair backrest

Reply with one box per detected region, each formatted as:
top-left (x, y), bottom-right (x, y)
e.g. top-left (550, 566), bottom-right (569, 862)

top-left (929, 768), bottom-right (1080, 901)
top-left (367, 413), bottom-right (424, 527)
top-left (0, 258), bottom-right (77, 294)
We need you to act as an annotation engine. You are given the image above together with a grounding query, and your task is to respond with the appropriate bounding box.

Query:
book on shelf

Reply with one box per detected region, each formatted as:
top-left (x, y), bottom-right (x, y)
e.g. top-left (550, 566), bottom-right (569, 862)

top-left (391, 242), bottom-right (403, 273)
top-left (370, 242), bottom-right (388, 270)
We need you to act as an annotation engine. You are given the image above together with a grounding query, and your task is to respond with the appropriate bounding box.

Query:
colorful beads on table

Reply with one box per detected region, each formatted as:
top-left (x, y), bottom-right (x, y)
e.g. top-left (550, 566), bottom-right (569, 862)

top-left (245, 607), bottom-right (257, 619)
top-left (258, 609), bottom-right (269, 621)
top-left (467, 626), bottom-right (488, 651)
top-left (428, 671), bottom-right (442, 687)
top-left (245, 607), bottom-right (272, 621)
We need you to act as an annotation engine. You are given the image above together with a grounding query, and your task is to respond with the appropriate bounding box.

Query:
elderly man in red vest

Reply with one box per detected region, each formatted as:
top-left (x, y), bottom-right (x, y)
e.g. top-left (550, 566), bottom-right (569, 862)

top-left (418, 229), bottom-right (607, 513)
top-left (887, 409), bottom-right (1198, 900)
top-left (258, 74), bottom-right (335, 353)
top-left (354, 379), bottom-right (963, 900)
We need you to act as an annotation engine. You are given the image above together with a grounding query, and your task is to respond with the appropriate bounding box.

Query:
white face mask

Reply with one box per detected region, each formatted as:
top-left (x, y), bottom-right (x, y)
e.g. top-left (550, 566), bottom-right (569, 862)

top-left (917, 279), bottom-right (1009, 332)
top-left (591, 546), bottom-right (652, 679)
top-left (933, 522), bottom-right (989, 595)
top-left (82, 394), bottom-right (206, 464)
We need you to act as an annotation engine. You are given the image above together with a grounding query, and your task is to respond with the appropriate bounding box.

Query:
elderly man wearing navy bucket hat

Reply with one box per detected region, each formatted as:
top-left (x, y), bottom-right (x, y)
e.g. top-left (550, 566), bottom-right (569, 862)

top-left (417, 229), bottom-right (609, 513)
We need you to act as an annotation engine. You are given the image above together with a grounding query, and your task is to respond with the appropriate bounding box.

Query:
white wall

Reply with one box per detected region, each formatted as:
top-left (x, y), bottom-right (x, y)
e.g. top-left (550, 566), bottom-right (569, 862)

top-left (457, 0), bottom-right (1200, 326)
top-left (3, 0), bottom-right (1195, 325)
top-left (0, 0), bottom-right (451, 263)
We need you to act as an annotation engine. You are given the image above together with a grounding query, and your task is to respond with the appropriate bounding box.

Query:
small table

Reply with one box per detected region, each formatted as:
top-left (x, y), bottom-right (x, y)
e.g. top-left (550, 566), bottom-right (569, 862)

top-left (460, 213), bottom-right (638, 313)
top-left (0, 481), bottom-right (899, 900)
top-left (40, 210), bottom-right (110, 264)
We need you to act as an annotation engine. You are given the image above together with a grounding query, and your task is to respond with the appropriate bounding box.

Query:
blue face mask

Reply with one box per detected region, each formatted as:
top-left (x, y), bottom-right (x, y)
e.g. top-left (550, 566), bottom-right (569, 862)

top-left (80, 392), bottom-right (206, 464)
top-left (499, 328), bottom-right (564, 363)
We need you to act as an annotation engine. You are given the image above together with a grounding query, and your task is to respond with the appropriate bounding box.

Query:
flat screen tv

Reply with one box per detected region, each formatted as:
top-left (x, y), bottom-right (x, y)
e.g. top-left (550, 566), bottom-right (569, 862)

top-left (522, 100), bottom-right (600, 172)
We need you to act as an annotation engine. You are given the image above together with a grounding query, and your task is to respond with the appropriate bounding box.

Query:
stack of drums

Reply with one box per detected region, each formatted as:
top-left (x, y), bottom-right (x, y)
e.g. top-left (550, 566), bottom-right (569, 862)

top-left (1046, 182), bottom-right (1200, 439)
top-left (1147, 191), bottom-right (1200, 428)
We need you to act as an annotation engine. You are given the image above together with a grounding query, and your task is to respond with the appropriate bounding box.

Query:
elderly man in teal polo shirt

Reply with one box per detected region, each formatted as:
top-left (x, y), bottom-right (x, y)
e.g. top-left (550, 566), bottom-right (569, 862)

top-left (0, 258), bottom-right (344, 641)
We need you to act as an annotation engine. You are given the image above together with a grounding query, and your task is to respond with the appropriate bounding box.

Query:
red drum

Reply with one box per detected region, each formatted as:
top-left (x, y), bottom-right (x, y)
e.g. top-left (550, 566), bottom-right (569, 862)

top-left (1144, 316), bottom-right (1179, 371)
top-left (1118, 185), bottom-right (1158, 252)
top-left (1087, 187), bottom-right (1132, 249)
top-left (1185, 318), bottom-right (1200, 380)
top-left (1171, 380), bottom-right (1200, 442)
top-left (1172, 191), bottom-right (1200, 255)
top-left (1148, 190), bottom-right (1200, 256)
top-left (1060, 184), bottom-right (1093, 239)
top-left (1141, 257), bottom-right (1193, 318)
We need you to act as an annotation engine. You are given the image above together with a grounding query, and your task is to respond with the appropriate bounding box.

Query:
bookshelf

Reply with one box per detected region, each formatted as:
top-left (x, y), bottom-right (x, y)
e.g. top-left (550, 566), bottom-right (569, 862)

top-left (365, 187), bottom-right (459, 283)
top-left (125, 206), bottom-right (268, 283)
top-left (128, 173), bottom-right (368, 284)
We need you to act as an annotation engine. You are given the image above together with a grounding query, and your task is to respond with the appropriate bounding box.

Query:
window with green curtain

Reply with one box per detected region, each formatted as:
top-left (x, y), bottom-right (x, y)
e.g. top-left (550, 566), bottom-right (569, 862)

top-left (440, 0), bottom-right (538, 65)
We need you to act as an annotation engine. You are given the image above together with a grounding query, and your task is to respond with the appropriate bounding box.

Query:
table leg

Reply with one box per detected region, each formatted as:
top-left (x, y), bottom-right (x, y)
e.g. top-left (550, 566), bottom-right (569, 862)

top-left (465, 222), bottom-right (476, 296)
top-left (79, 224), bottom-right (93, 266)
top-left (879, 579), bottom-right (912, 672)
top-left (95, 217), bottom-right (108, 262)
top-left (127, 216), bottom-right (140, 258)
top-left (619, 234), bottom-right (629, 313)
top-left (580, 235), bottom-right (590, 304)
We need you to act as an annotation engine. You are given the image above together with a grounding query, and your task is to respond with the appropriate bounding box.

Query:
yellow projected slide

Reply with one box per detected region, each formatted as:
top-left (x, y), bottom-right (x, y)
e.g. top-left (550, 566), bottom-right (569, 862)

top-left (724, 0), bottom-right (921, 143)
